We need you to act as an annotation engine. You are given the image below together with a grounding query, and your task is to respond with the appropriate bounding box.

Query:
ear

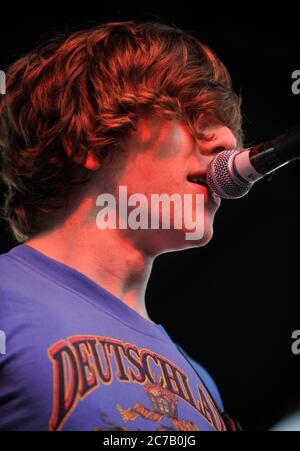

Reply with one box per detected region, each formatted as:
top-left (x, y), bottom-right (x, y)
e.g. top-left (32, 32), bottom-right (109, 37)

top-left (84, 151), bottom-right (101, 171)
top-left (65, 146), bottom-right (102, 171)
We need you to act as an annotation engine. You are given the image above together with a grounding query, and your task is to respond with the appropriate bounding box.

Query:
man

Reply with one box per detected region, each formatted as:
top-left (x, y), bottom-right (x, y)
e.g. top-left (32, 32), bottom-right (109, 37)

top-left (0, 21), bottom-right (242, 431)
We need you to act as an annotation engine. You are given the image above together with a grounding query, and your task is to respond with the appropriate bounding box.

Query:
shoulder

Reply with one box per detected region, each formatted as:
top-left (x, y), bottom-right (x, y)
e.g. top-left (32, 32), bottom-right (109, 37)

top-left (178, 347), bottom-right (224, 412)
top-left (0, 248), bottom-right (38, 319)
top-left (0, 247), bottom-right (21, 278)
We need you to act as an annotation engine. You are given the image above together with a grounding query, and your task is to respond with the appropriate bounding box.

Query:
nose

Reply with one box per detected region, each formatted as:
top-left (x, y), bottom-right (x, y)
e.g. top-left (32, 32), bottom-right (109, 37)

top-left (198, 125), bottom-right (238, 158)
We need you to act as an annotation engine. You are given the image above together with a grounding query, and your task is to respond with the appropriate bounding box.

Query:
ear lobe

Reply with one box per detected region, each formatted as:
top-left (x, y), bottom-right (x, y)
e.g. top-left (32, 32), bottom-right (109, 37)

top-left (84, 151), bottom-right (101, 171)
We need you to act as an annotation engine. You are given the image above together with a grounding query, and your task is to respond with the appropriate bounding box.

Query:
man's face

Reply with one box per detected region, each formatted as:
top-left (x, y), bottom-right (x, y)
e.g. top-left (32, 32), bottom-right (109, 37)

top-left (96, 115), bottom-right (237, 255)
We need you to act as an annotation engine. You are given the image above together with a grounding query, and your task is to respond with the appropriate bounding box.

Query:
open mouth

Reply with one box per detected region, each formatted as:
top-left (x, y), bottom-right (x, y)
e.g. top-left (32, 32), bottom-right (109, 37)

top-left (187, 175), bottom-right (221, 206)
top-left (187, 175), bottom-right (209, 189)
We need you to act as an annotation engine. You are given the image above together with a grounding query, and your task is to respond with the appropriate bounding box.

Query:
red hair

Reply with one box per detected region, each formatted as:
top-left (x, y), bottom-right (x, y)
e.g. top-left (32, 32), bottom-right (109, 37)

top-left (0, 21), bottom-right (242, 242)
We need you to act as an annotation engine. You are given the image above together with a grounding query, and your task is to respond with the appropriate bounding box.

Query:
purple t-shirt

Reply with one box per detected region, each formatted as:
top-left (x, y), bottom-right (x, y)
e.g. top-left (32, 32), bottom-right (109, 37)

top-left (0, 244), bottom-right (226, 431)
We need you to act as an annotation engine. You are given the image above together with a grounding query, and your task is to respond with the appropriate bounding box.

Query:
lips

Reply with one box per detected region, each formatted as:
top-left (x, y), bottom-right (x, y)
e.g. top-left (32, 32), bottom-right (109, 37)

top-left (186, 175), bottom-right (209, 189)
top-left (187, 174), bottom-right (221, 206)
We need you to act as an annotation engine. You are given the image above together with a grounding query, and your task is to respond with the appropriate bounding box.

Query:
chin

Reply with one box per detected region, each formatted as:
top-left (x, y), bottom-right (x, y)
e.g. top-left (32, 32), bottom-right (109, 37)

top-left (148, 212), bottom-right (216, 254)
top-left (184, 226), bottom-right (214, 249)
top-left (184, 211), bottom-right (215, 247)
top-left (159, 225), bottom-right (214, 254)
top-left (199, 226), bottom-right (214, 246)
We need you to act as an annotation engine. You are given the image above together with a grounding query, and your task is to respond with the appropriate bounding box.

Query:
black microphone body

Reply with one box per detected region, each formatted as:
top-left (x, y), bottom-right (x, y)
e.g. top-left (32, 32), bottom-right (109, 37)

top-left (207, 125), bottom-right (300, 199)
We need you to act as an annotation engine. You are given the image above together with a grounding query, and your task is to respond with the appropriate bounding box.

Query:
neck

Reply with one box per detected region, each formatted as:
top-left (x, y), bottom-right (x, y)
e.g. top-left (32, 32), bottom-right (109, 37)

top-left (25, 200), bottom-right (155, 323)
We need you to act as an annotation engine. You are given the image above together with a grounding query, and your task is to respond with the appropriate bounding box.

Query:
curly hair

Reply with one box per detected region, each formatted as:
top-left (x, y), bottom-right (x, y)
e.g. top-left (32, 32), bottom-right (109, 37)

top-left (0, 21), bottom-right (242, 242)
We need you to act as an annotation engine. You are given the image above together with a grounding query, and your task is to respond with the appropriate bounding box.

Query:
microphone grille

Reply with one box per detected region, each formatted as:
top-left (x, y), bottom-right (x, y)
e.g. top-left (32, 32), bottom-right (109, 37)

top-left (207, 150), bottom-right (252, 199)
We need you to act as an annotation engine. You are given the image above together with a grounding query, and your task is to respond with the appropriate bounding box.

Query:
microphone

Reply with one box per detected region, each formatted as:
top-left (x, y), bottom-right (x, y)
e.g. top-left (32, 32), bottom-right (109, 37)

top-left (207, 125), bottom-right (300, 199)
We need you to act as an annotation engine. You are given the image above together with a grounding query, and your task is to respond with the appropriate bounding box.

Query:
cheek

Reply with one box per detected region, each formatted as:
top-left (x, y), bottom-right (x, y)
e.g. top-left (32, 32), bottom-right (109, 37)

top-left (147, 174), bottom-right (183, 195)
top-left (122, 166), bottom-right (182, 194)
top-left (116, 147), bottom-right (187, 195)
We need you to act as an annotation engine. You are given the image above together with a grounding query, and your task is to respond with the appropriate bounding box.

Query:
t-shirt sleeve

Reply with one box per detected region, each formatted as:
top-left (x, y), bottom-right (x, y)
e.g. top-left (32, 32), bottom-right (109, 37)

top-left (188, 356), bottom-right (224, 413)
top-left (176, 346), bottom-right (224, 413)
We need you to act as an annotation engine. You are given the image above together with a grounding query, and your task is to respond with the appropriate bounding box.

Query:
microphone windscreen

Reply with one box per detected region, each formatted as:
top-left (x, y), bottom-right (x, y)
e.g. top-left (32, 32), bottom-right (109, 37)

top-left (207, 150), bottom-right (252, 199)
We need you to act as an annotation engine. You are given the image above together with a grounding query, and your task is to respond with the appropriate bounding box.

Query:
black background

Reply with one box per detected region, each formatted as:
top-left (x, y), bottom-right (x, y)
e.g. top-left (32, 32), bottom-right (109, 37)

top-left (0, 2), bottom-right (299, 431)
